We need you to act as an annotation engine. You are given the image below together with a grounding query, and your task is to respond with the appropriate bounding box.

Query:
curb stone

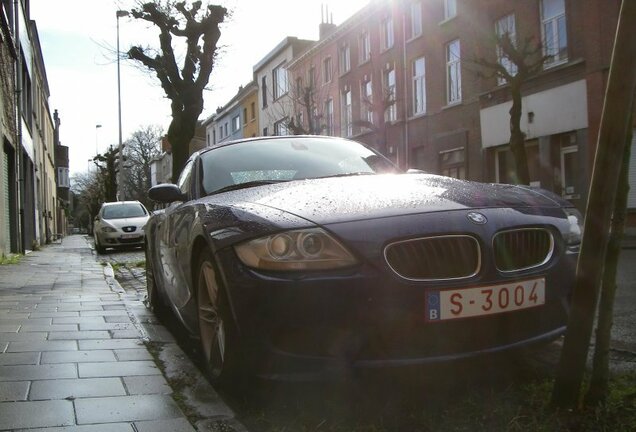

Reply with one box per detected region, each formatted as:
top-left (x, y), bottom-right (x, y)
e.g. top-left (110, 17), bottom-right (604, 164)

top-left (106, 260), bottom-right (248, 432)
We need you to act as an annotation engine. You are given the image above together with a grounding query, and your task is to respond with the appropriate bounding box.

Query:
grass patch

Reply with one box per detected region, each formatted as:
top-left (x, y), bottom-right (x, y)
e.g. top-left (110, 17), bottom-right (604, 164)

top-left (108, 261), bottom-right (146, 273)
top-left (237, 367), bottom-right (636, 432)
top-left (0, 254), bottom-right (22, 265)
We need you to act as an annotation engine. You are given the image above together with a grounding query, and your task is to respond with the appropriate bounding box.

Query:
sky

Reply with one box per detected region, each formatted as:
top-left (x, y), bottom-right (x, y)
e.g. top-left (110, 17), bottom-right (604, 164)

top-left (29, 0), bottom-right (370, 175)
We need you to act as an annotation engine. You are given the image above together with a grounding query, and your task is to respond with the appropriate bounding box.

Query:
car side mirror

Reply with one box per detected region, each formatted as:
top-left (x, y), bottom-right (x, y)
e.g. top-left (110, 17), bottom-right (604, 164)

top-left (148, 184), bottom-right (186, 203)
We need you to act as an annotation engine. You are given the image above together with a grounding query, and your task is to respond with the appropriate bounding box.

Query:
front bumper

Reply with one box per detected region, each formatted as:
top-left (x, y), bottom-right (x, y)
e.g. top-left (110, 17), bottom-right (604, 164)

top-left (96, 231), bottom-right (145, 248)
top-left (216, 247), bottom-right (575, 380)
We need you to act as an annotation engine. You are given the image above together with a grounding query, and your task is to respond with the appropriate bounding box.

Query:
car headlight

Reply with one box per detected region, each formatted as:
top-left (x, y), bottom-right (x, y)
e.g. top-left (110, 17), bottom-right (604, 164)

top-left (563, 207), bottom-right (583, 246)
top-left (234, 228), bottom-right (358, 271)
top-left (101, 226), bottom-right (117, 233)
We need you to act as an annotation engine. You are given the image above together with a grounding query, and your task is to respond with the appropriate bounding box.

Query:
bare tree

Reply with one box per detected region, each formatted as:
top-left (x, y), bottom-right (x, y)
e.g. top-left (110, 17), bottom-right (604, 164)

top-left (353, 85), bottom-right (396, 157)
top-left (121, 125), bottom-right (163, 207)
top-left (71, 171), bottom-right (104, 234)
top-left (283, 63), bottom-right (338, 136)
top-left (92, 147), bottom-right (121, 203)
top-left (585, 125), bottom-right (632, 406)
top-left (551, 0), bottom-right (636, 409)
top-left (473, 32), bottom-right (548, 185)
top-left (126, 1), bottom-right (227, 182)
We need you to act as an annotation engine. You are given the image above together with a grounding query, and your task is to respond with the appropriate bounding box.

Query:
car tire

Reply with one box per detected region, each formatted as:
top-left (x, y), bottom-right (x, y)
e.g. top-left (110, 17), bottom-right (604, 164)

top-left (145, 245), bottom-right (169, 321)
top-left (94, 235), bottom-right (106, 254)
top-left (196, 249), bottom-right (245, 388)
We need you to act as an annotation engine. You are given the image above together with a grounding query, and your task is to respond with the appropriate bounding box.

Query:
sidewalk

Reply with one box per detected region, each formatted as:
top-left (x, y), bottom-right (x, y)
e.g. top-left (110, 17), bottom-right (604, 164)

top-left (0, 235), bottom-right (245, 431)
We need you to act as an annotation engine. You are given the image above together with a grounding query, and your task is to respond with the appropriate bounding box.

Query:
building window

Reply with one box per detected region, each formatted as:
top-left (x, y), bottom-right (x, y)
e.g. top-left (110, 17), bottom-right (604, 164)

top-left (412, 57), bottom-right (426, 115)
top-left (444, 0), bottom-right (457, 20)
top-left (446, 39), bottom-right (461, 104)
top-left (439, 148), bottom-right (465, 179)
top-left (384, 67), bottom-right (396, 122)
top-left (224, 122), bottom-right (228, 136)
top-left (323, 57), bottom-right (333, 83)
top-left (296, 77), bottom-right (303, 96)
top-left (324, 98), bottom-right (334, 135)
top-left (342, 90), bottom-right (353, 137)
top-left (410, 1), bottom-right (422, 39)
top-left (541, 0), bottom-right (567, 66)
top-left (381, 17), bottom-right (394, 50)
top-left (242, 108), bottom-right (248, 126)
top-left (339, 43), bottom-right (351, 74)
top-left (495, 142), bottom-right (540, 184)
top-left (263, 127), bottom-right (268, 136)
top-left (274, 118), bottom-right (289, 136)
top-left (57, 167), bottom-right (70, 188)
top-left (261, 76), bottom-right (267, 108)
top-left (495, 14), bottom-right (517, 85)
top-left (273, 63), bottom-right (288, 99)
top-left (361, 79), bottom-right (373, 123)
top-left (232, 115), bottom-right (240, 132)
top-left (250, 102), bottom-right (256, 120)
top-left (309, 66), bottom-right (316, 88)
top-left (359, 31), bottom-right (371, 63)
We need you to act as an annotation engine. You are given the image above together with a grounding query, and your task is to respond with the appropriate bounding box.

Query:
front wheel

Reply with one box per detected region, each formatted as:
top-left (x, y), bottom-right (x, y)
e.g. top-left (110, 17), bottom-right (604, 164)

top-left (145, 245), bottom-right (169, 320)
top-left (94, 235), bottom-right (106, 254)
top-left (196, 249), bottom-right (244, 387)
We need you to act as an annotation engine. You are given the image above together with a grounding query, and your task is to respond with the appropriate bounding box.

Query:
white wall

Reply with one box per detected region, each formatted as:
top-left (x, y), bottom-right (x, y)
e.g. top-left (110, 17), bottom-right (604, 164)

top-left (480, 79), bottom-right (589, 148)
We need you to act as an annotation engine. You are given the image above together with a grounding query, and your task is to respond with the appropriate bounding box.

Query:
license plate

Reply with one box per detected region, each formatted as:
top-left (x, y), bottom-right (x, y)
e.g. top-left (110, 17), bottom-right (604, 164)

top-left (121, 233), bottom-right (141, 239)
top-left (426, 277), bottom-right (545, 321)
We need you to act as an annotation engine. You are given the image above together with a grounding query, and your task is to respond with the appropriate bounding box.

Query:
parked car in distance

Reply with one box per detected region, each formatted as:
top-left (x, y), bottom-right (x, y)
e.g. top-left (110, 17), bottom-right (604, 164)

top-left (144, 135), bottom-right (581, 388)
top-left (93, 200), bottom-right (150, 254)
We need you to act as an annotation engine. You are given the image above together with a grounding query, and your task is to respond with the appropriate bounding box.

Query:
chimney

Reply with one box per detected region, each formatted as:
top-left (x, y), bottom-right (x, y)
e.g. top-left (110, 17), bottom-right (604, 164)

top-left (319, 4), bottom-right (337, 40)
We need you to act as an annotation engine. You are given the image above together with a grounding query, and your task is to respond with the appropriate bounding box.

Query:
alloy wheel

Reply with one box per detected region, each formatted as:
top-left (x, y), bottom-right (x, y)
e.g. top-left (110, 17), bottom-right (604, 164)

top-left (197, 259), bottom-right (226, 378)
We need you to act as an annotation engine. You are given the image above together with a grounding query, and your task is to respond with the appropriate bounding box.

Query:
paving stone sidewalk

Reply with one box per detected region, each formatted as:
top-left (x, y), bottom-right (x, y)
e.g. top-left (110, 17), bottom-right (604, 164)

top-left (0, 235), bottom-right (246, 432)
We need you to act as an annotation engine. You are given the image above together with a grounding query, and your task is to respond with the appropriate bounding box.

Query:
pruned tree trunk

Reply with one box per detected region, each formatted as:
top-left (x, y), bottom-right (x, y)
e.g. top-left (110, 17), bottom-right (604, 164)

top-left (127, 2), bottom-right (226, 183)
top-left (166, 95), bottom-right (203, 181)
top-left (585, 123), bottom-right (632, 406)
top-left (509, 83), bottom-right (530, 185)
top-left (551, 0), bottom-right (636, 410)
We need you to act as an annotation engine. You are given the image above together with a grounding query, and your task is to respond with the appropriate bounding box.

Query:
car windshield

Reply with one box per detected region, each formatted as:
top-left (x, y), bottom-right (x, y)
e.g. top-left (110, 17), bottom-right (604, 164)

top-left (102, 203), bottom-right (147, 220)
top-left (200, 137), bottom-right (399, 195)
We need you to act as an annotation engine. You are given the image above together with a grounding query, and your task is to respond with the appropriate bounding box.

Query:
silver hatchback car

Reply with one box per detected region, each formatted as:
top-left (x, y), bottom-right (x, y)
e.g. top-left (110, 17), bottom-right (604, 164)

top-left (93, 201), bottom-right (150, 253)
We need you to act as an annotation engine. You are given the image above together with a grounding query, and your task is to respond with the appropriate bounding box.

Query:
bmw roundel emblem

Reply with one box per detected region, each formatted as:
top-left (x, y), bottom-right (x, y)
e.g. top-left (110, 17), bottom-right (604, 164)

top-left (467, 212), bottom-right (488, 225)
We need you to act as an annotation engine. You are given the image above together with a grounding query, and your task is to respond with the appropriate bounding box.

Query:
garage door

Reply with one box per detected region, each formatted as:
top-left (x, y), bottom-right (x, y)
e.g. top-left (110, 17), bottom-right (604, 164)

top-left (2, 148), bottom-right (10, 250)
top-left (629, 130), bottom-right (636, 209)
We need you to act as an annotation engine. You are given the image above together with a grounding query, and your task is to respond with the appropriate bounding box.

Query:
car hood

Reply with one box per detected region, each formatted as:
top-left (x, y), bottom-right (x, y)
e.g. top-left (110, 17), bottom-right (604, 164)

top-left (207, 173), bottom-right (564, 226)
top-left (102, 216), bottom-right (149, 228)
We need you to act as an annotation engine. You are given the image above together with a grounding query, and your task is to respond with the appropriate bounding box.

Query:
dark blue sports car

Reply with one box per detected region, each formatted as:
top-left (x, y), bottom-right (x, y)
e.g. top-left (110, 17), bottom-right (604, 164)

top-left (145, 135), bottom-right (581, 385)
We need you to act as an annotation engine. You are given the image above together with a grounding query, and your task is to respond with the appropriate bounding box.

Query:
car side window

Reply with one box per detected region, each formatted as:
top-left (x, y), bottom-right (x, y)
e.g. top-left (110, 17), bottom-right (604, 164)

top-left (177, 160), bottom-right (194, 197)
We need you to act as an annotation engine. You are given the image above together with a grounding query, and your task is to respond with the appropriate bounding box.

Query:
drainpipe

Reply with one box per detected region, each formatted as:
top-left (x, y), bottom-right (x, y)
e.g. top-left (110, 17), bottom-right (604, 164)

top-left (401, 5), bottom-right (409, 170)
top-left (14, 0), bottom-right (24, 253)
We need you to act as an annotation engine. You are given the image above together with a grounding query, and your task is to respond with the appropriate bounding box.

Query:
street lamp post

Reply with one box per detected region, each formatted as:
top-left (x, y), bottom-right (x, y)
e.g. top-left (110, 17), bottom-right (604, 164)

top-left (116, 10), bottom-right (129, 201)
top-left (95, 124), bottom-right (102, 155)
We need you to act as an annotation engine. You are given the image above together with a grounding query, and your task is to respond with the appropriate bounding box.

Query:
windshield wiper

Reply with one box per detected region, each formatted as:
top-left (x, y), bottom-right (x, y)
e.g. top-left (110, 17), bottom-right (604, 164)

top-left (312, 172), bottom-right (376, 180)
top-left (212, 180), bottom-right (289, 195)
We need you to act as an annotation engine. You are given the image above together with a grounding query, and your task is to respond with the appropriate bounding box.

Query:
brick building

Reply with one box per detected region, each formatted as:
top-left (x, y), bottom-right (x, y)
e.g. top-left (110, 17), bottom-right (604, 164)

top-left (285, 0), bottom-right (633, 218)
